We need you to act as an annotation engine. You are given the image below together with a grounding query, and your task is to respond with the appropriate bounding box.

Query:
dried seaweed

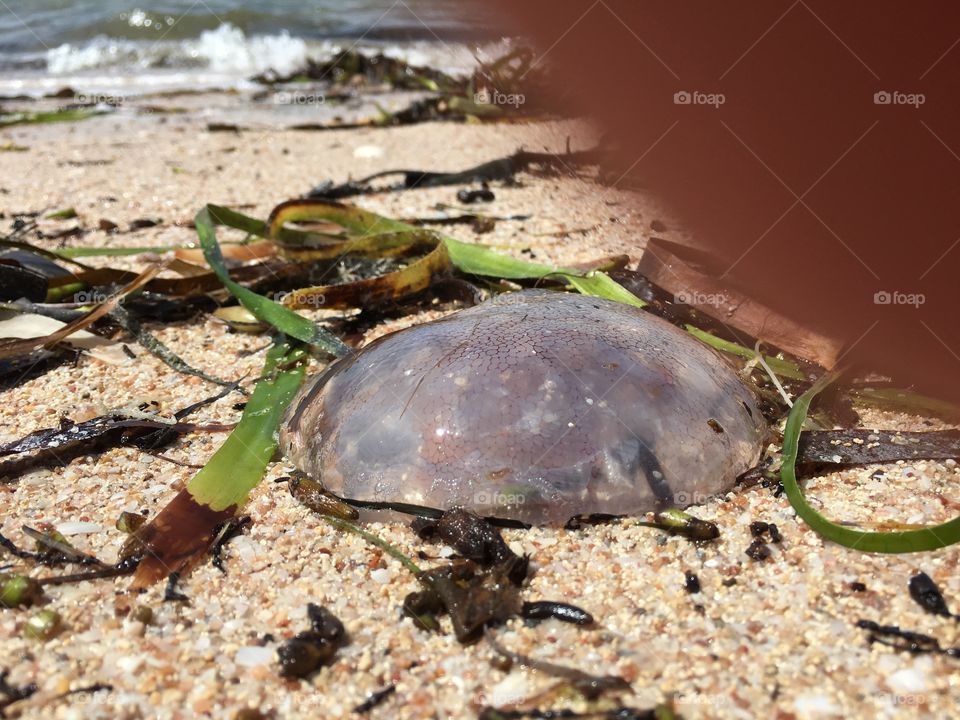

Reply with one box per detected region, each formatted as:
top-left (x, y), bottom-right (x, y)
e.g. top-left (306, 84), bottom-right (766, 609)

top-left (353, 685), bottom-right (395, 714)
top-left (253, 49), bottom-right (459, 90)
top-left (163, 572), bottom-right (189, 603)
top-left (210, 516), bottom-right (251, 574)
top-left (412, 508), bottom-right (524, 569)
top-left (521, 601), bottom-right (595, 626)
top-left (307, 148), bottom-right (602, 200)
top-left (407, 560), bottom-right (523, 644)
top-left (0, 263), bottom-right (163, 361)
top-left (908, 572), bottom-right (957, 620)
top-left (856, 620), bottom-right (959, 659)
top-left (0, 670), bottom-right (37, 717)
top-left (486, 634), bottom-right (631, 700)
top-left (196, 208), bottom-right (349, 356)
top-left (277, 603), bottom-right (347, 679)
top-left (0, 386), bottom-right (236, 478)
top-left (0, 264), bottom-right (47, 303)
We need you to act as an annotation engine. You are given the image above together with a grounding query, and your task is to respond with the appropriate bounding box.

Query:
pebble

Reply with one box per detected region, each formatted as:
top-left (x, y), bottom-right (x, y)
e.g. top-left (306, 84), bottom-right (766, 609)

top-left (235, 646), bottom-right (276, 668)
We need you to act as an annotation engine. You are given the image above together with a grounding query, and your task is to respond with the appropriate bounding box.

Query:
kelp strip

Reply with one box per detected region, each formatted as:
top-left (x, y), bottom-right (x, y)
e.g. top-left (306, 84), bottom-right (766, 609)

top-left (53, 245), bottom-right (181, 258)
top-left (781, 372), bottom-right (960, 552)
top-left (0, 108), bottom-right (102, 128)
top-left (128, 339), bottom-right (307, 586)
top-left (195, 207), bottom-right (349, 356)
top-left (263, 199), bottom-right (808, 377)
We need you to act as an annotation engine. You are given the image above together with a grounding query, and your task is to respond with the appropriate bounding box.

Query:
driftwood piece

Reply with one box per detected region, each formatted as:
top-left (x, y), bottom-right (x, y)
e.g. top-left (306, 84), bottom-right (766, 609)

top-left (798, 429), bottom-right (960, 465)
top-left (638, 237), bottom-right (844, 368)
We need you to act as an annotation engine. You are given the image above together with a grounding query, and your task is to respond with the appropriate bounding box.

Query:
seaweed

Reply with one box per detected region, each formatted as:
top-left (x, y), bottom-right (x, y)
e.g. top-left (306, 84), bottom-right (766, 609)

top-left (108, 305), bottom-right (237, 387)
top-left (0, 527), bottom-right (101, 569)
top-left (457, 186), bottom-right (496, 204)
top-left (406, 560), bottom-right (524, 643)
top-left (0, 264), bottom-right (47, 302)
top-left (412, 508), bottom-right (523, 569)
top-left (44, 208), bottom-right (77, 221)
top-left (253, 49), bottom-right (459, 90)
top-left (0, 389), bottom-right (236, 480)
top-left (856, 620), bottom-right (959, 659)
top-left (21, 526), bottom-right (104, 567)
top-left (0, 108), bottom-right (102, 128)
top-left (277, 603), bottom-right (347, 679)
top-left (127, 340), bottom-right (307, 587)
top-left (521, 601), bottom-right (595, 626)
top-left (307, 148), bottom-right (602, 200)
top-left (486, 634), bottom-right (631, 700)
top-left (907, 572), bottom-right (956, 620)
top-left (780, 372), bottom-right (960, 552)
top-left (0, 263), bottom-right (163, 361)
top-left (163, 572), bottom-right (189, 603)
top-left (353, 685), bottom-right (396, 713)
top-left (210, 516), bottom-right (252, 573)
top-left (0, 670), bottom-right (37, 717)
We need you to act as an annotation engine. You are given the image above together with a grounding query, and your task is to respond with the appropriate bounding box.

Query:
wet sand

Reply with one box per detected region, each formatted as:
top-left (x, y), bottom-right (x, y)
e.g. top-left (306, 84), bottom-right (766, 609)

top-left (0, 93), bottom-right (958, 719)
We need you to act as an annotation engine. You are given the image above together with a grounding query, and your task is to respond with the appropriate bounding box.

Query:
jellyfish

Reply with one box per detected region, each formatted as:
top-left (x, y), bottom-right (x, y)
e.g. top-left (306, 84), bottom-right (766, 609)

top-left (280, 290), bottom-right (768, 524)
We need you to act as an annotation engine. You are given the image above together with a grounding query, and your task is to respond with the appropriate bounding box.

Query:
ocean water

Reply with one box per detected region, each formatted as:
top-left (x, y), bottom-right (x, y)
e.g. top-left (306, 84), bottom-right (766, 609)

top-left (0, 1), bottom-right (502, 95)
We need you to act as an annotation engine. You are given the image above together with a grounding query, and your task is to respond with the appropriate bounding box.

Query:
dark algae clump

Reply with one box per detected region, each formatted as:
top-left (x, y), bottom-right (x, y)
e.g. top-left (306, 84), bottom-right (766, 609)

top-left (277, 603), bottom-right (348, 679)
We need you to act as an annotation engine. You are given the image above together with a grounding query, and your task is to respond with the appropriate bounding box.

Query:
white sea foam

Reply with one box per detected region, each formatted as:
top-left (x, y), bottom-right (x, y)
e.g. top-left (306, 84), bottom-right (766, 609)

top-left (46, 23), bottom-right (309, 77)
top-left (1, 24), bottom-right (513, 98)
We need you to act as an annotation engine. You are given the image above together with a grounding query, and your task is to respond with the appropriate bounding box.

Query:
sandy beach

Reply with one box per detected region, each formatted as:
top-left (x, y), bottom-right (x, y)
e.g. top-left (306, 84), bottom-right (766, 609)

top-left (1, 92), bottom-right (959, 720)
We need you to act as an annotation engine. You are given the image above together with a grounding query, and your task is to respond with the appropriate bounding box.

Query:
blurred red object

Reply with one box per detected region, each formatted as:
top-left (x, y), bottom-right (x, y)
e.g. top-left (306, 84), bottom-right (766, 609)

top-left (479, 0), bottom-right (960, 403)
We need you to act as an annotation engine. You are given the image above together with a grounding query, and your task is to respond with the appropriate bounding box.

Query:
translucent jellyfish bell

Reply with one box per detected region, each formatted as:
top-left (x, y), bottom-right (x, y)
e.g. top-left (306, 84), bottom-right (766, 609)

top-left (280, 290), bottom-right (768, 524)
